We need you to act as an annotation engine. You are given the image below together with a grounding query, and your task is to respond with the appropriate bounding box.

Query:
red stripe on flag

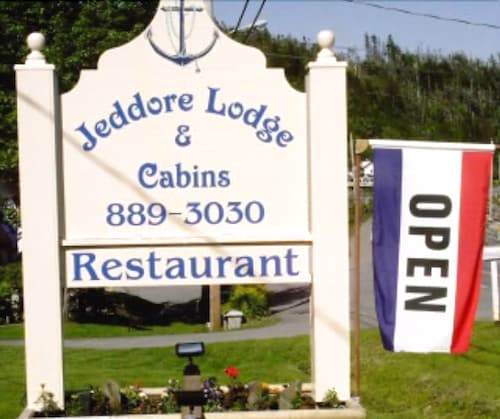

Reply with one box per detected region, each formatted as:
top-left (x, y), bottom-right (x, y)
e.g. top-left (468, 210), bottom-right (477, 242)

top-left (452, 151), bottom-right (492, 353)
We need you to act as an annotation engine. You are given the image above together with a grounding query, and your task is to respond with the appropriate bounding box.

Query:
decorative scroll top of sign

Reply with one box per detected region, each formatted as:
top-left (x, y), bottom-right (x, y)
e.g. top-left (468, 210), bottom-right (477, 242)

top-left (146, 0), bottom-right (218, 66)
top-left (90, 0), bottom-right (265, 72)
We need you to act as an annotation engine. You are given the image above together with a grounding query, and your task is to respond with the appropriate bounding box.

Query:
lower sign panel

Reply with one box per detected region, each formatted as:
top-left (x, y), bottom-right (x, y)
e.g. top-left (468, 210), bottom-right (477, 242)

top-left (65, 245), bottom-right (311, 287)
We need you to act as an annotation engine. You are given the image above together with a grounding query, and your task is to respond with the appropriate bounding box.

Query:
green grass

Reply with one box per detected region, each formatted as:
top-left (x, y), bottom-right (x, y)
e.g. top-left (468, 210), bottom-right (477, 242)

top-left (1, 322), bottom-right (499, 418)
top-left (359, 322), bottom-right (500, 419)
top-left (0, 346), bottom-right (26, 417)
top-left (0, 317), bottom-right (278, 340)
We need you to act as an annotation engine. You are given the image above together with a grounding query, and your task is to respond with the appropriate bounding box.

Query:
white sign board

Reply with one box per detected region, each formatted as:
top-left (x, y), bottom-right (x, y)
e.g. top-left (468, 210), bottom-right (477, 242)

top-left (66, 245), bottom-right (311, 287)
top-left (61, 1), bottom-right (309, 287)
top-left (62, 81), bottom-right (308, 244)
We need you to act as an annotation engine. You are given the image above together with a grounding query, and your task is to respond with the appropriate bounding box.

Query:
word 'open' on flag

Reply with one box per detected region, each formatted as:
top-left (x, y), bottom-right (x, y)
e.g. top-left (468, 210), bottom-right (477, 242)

top-left (370, 140), bottom-right (494, 353)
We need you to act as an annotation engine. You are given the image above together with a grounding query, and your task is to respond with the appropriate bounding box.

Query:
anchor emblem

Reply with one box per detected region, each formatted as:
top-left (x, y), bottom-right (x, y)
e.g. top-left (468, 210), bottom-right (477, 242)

top-left (146, 0), bottom-right (218, 66)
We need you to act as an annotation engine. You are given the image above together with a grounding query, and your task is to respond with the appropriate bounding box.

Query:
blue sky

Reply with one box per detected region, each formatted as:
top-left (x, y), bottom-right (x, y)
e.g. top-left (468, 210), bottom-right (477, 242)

top-left (212, 1), bottom-right (500, 61)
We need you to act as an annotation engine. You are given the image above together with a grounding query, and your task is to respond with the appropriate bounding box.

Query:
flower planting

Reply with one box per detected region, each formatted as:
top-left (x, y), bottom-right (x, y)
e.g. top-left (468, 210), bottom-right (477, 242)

top-left (33, 367), bottom-right (342, 417)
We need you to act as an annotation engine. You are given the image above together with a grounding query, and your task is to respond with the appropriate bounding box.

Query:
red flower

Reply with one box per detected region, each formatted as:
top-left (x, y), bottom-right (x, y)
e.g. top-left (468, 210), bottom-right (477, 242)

top-left (224, 366), bottom-right (239, 379)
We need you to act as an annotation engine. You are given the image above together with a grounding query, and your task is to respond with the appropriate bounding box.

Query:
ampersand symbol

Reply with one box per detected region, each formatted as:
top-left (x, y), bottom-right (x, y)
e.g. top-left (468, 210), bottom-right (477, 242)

top-left (175, 125), bottom-right (191, 147)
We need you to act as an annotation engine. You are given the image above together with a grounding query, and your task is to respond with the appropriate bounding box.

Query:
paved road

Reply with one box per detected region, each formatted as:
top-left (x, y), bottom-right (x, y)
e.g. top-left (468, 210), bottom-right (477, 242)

top-left (1, 220), bottom-right (496, 349)
top-left (0, 292), bottom-right (310, 349)
top-left (63, 298), bottom-right (310, 349)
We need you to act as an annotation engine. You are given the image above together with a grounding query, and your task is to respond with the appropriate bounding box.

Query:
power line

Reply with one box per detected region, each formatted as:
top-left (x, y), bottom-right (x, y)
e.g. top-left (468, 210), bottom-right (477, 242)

top-left (232, 0), bottom-right (250, 33)
top-left (342, 0), bottom-right (500, 30)
top-left (243, 0), bottom-right (267, 43)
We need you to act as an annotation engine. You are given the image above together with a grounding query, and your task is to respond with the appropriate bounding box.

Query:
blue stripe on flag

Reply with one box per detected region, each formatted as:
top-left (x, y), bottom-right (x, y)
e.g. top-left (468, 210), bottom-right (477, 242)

top-left (372, 148), bottom-right (402, 351)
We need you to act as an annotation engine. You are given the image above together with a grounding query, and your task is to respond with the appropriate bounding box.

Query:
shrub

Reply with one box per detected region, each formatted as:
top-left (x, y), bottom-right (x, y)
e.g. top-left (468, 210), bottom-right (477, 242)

top-left (222, 285), bottom-right (270, 320)
top-left (0, 261), bottom-right (22, 324)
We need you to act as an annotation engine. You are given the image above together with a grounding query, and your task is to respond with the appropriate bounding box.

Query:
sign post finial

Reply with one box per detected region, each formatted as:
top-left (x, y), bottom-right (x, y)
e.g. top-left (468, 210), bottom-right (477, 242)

top-left (26, 32), bottom-right (47, 65)
top-left (316, 30), bottom-right (337, 63)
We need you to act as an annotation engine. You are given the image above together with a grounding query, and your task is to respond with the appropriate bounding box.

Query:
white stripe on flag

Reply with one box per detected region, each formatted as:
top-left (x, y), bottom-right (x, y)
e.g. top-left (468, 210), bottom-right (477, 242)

top-left (394, 148), bottom-right (461, 352)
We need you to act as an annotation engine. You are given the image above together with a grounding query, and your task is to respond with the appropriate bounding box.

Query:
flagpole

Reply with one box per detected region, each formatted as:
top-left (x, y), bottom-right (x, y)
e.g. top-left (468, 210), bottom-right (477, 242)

top-left (353, 139), bottom-right (369, 399)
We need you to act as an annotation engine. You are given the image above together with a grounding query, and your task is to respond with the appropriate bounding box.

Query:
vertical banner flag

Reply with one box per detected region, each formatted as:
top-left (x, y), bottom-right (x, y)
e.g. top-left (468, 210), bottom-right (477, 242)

top-left (371, 140), bottom-right (494, 353)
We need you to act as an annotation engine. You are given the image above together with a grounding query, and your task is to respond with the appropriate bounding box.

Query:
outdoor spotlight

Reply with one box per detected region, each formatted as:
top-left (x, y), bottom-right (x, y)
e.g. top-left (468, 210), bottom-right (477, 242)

top-left (175, 341), bottom-right (207, 417)
top-left (175, 341), bottom-right (205, 358)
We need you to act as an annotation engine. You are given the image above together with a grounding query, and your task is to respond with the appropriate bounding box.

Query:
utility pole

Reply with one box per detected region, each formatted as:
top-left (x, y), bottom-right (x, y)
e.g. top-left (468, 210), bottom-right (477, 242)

top-left (353, 139), bottom-right (369, 400)
top-left (209, 285), bottom-right (221, 331)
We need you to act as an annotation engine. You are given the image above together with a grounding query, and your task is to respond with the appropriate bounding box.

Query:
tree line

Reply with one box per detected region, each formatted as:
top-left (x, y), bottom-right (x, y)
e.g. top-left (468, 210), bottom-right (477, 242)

top-left (237, 29), bottom-right (499, 144)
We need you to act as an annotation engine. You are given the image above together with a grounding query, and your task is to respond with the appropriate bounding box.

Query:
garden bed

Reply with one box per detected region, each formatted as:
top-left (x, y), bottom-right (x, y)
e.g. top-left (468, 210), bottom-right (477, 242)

top-left (18, 383), bottom-right (365, 419)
